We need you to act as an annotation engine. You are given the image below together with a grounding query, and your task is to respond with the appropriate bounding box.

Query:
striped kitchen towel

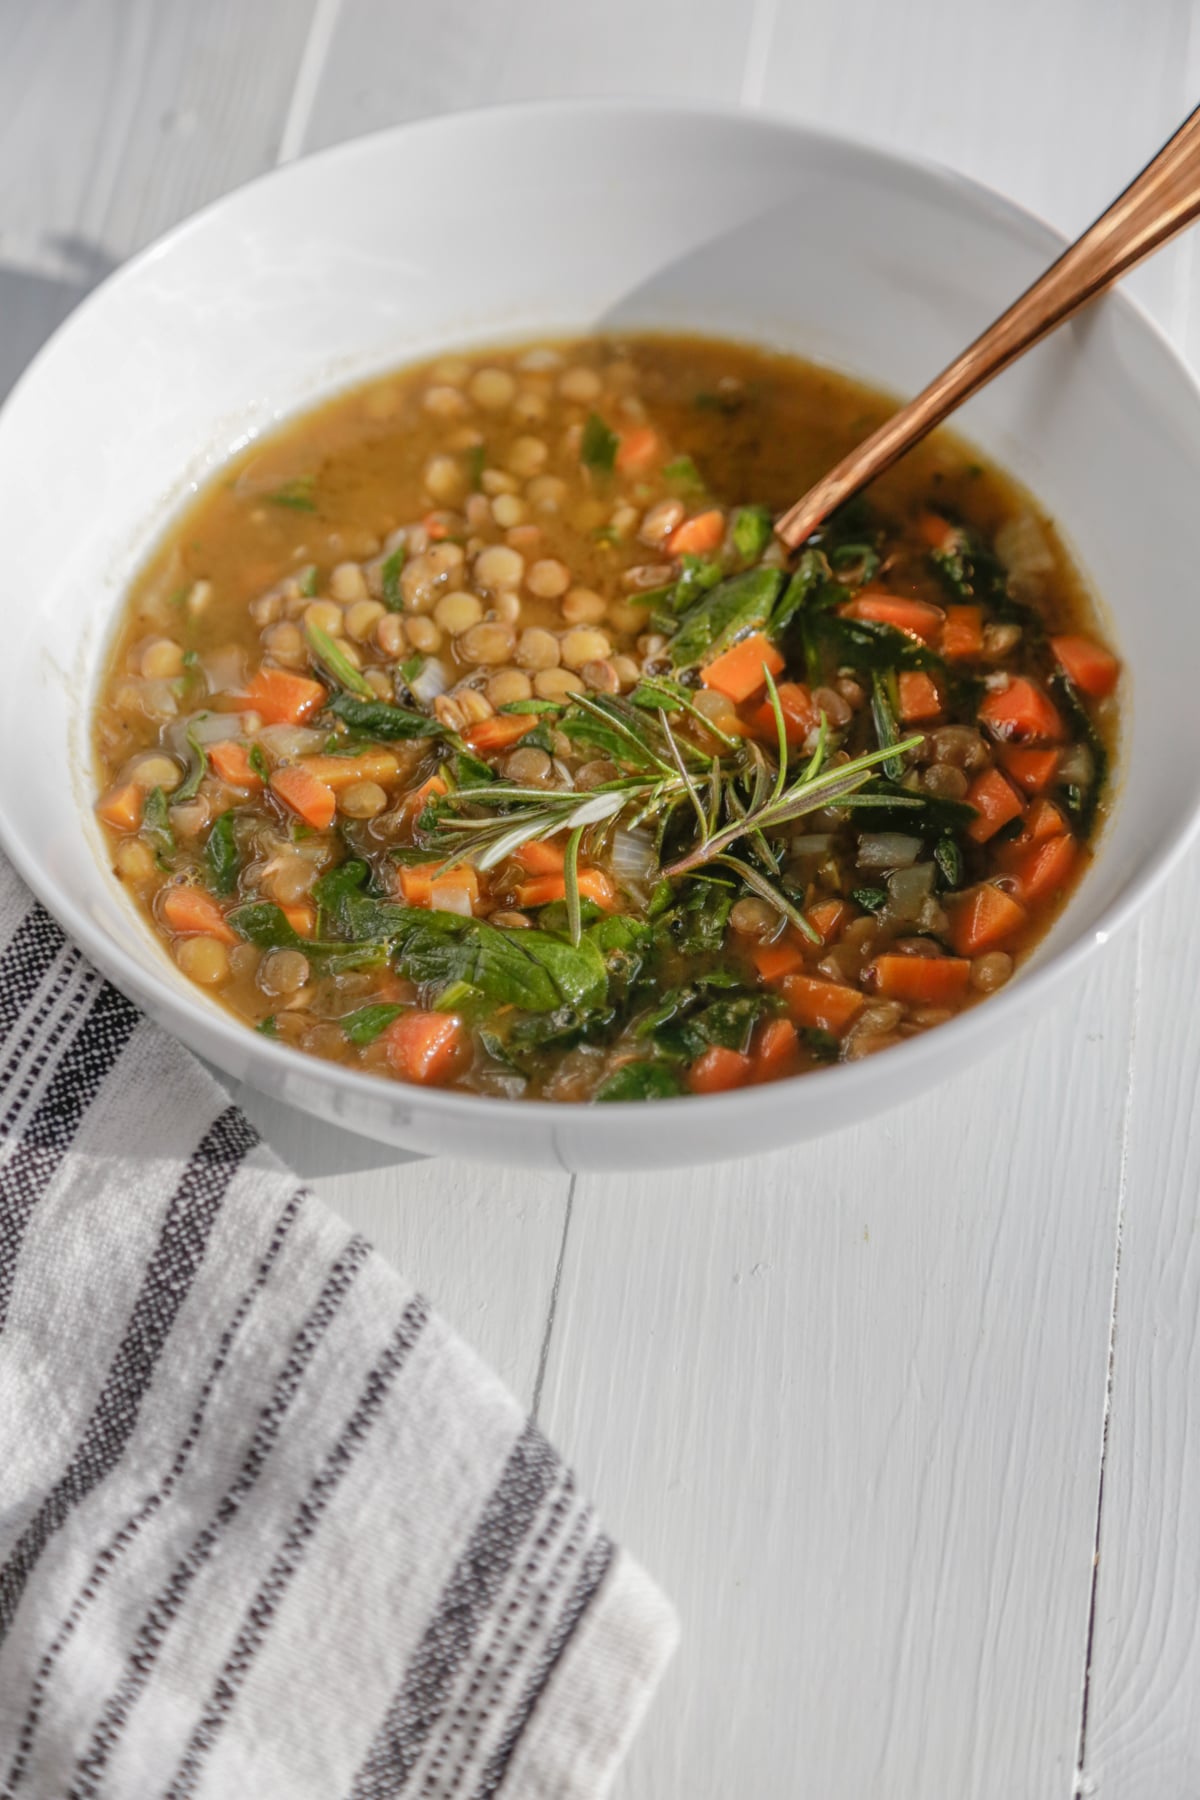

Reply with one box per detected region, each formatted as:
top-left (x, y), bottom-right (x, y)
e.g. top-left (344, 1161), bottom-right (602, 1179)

top-left (0, 855), bottom-right (677, 1798)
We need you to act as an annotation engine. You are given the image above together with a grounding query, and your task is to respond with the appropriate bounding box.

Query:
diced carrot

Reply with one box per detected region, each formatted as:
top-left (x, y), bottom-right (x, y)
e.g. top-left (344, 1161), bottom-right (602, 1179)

top-left (429, 865), bottom-right (480, 917)
top-left (515, 839), bottom-right (565, 875)
top-left (160, 886), bottom-right (238, 944)
top-left (869, 954), bottom-right (970, 1004)
top-left (242, 667), bottom-right (328, 726)
top-left (998, 745), bottom-right (1059, 795)
top-left (1013, 832), bottom-right (1077, 904)
top-left (463, 714), bottom-right (536, 756)
top-left (753, 1016), bottom-right (799, 1074)
top-left (1025, 797), bottom-right (1069, 843)
top-left (781, 974), bottom-right (865, 1034)
top-left (667, 509), bottom-right (726, 557)
top-left (209, 741), bottom-right (263, 789)
top-left (297, 750), bottom-right (401, 790)
top-left (281, 901), bottom-right (317, 938)
top-left (753, 935), bottom-right (806, 983)
top-left (979, 677), bottom-right (1064, 744)
top-left (942, 604), bottom-right (984, 660)
top-left (688, 1044), bottom-right (753, 1094)
top-left (916, 510), bottom-right (962, 552)
top-left (1050, 634), bottom-right (1120, 699)
top-left (270, 764), bottom-right (336, 831)
top-left (841, 592), bottom-right (944, 642)
top-left (749, 680), bottom-right (816, 746)
top-left (423, 512), bottom-right (452, 541)
top-left (398, 866), bottom-right (434, 906)
top-left (806, 898), bottom-right (850, 944)
top-left (97, 783), bottom-right (143, 832)
top-left (514, 869), bottom-right (616, 910)
top-left (702, 632), bottom-right (785, 704)
top-left (384, 1009), bottom-right (464, 1085)
top-left (615, 426), bottom-right (662, 473)
top-left (964, 767), bottom-right (1025, 843)
top-left (403, 773), bottom-right (447, 817)
top-left (898, 670), bottom-right (943, 724)
top-left (948, 884), bottom-right (1028, 956)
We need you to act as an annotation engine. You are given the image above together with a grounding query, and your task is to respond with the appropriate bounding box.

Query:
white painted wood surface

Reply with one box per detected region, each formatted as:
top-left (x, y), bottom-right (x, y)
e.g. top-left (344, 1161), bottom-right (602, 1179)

top-left (3, 1), bottom-right (1199, 1792)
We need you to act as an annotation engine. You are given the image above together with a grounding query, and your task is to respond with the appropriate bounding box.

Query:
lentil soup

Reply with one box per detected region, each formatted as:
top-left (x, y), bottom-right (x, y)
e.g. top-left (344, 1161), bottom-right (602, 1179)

top-left (93, 336), bottom-right (1120, 1103)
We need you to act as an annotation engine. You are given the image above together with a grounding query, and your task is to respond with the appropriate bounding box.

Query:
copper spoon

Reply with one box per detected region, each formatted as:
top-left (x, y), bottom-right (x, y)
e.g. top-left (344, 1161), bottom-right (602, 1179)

top-left (776, 103), bottom-right (1200, 549)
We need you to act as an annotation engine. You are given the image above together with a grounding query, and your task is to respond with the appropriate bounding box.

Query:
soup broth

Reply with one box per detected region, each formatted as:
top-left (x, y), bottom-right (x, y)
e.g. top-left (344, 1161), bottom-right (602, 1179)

top-left (93, 336), bottom-right (1119, 1102)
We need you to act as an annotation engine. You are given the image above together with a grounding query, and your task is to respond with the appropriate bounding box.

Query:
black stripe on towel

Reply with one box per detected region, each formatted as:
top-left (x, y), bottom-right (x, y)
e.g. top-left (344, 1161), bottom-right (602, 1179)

top-left (0, 903), bottom-right (72, 1058)
top-left (162, 1294), bottom-right (432, 1800)
top-left (65, 1231), bottom-right (373, 1800)
top-left (0, 1106), bottom-right (257, 1637)
top-left (472, 1532), bottom-right (615, 1798)
top-left (0, 1189), bottom-right (307, 1799)
top-left (347, 1418), bottom-right (562, 1800)
top-left (0, 979), bottom-right (140, 1329)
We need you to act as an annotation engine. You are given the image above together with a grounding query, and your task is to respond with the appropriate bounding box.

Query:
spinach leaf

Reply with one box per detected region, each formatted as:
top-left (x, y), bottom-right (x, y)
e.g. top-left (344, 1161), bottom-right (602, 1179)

top-left (801, 1027), bottom-right (840, 1064)
top-left (266, 476), bottom-right (316, 513)
top-left (1049, 672), bottom-right (1108, 836)
top-left (849, 779), bottom-right (975, 832)
top-left (634, 984), bottom-right (698, 1038)
top-left (324, 692), bottom-right (445, 739)
top-left (581, 412), bottom-right (619, 473)
top-left (520, 931), bottom-right (608, 1013)
top-left (732, 504), bottom-right (773, 564)
top-left (670, 554), bottom-right (724, 615)
top-left (828, 541), bottom-right (881, 586)
top-left (249, 743), bottom-right (270, 782)
top-left (305, 622), bottom-right (374, 698)
top-left (656, 878), bottom-right (734, 954)
top-left (256, 1015), bottom-right (279, 1037)
top-left (670, 567), bottom-right (784, 668)
top-left (508, 1005), bottom-right (615, 1055)
top-left (173, 724), bottom-right (209, 803)
top-left (870, 670), bottom-right (905, 780)
top-left (141, 787), bottom-right (175, 863)
top-left (203, 810), bottom-right (240, 897)
top-left (387, 912), bottom-right (613, 1015)
top-left (341, 1003), bottom-right (405, 1046)
top-left (851, 885), bottom-right (888, 914)
top-left (380, 546), bottom-right (406, 611)
top-left (817, 613), bottom-right (946, 674)
top-left (594, 1061), bottom-right (683, 1102)
top-left (684, 994), bottom-right (765, 1056)
top-left (934, 834), bottom-right (963, 890)
top-left (313, 859), bottom-right (371, 935)
top-left (662, 454), bottom-right (703, 490)
top-left (229, 902), bottom-right (312, 950)
top-left (771, 548), bottom-right (834, 637)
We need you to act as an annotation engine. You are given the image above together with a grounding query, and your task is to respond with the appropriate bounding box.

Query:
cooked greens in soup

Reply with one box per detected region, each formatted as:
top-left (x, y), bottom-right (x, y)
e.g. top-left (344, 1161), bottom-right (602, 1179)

top-left (93, 336), bottom-right (1120, 1102)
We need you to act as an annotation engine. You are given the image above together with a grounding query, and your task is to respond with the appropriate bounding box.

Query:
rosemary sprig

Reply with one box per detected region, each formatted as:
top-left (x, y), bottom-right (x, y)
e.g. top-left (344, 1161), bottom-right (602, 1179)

top-left (419, 687), bottom-right (923, 906)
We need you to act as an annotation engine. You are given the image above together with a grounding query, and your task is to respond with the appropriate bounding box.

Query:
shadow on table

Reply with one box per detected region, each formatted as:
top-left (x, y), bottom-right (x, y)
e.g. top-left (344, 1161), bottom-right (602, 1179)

top-left (0, 236), bottom-right (117, 398)
top-left (208, 1069), bottom-right (427, 1180)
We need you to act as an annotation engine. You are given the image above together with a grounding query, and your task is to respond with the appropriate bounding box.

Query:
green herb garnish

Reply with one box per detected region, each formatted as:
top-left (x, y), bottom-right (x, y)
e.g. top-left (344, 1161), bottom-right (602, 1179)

top-left (305, 622), bottom-right (374, 699)
top-left (203, 810), bottom-right (240, 897)
top-left (380, 546), bottom-right (407, 611)
top-left (341, 1003), bottom-right (405, 1046)
top-left (266, 476), bottom-right (316, 513)
top-left (581, 413), bottom-right (619, 473)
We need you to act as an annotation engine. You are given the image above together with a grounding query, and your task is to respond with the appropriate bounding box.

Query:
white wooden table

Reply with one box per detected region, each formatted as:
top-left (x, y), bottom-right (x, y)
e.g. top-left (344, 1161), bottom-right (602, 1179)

top-left (4, 5), bottom-right (1199, 1793)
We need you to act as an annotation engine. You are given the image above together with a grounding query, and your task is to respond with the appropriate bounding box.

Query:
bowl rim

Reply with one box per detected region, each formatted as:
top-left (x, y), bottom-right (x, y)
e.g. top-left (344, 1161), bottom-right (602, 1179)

top-left (2, 93), bottom-right (1195, 1134)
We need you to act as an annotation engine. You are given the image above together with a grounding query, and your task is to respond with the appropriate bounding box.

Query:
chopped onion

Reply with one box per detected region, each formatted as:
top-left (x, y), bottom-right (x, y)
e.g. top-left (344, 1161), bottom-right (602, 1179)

top-left (138, 679), bottom-right (179, 722)
top-left (258, 723), bottom-right (325, 758)
top-left (1057, 742), bottom-right (1093, 787)
top-left (886, 862), bottom-right (935, 920)
top-left (201, 647), bottom-right (243, 692)
top-left (995, 514), bottom-right (1054, 593)
top-left (186, 710), bottom-right (256, 745)
top-left (857, 831), bottom-right (921, 870)
top-left (409, 657), bottom-right (449, 704)
top-left (787, 834), bottom-right (834, 858)
top-left (610, 827), bottom-right (656, 882)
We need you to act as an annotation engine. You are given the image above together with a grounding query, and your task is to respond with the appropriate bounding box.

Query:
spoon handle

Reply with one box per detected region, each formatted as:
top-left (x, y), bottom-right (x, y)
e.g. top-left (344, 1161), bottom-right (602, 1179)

top-left (776, 103), bottom-right (1200, 549)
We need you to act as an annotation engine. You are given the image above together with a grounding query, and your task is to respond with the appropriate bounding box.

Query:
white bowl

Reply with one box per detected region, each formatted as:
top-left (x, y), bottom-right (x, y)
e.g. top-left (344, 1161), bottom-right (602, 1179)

top-left (2, 100), bottom-right (1198, 1171)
